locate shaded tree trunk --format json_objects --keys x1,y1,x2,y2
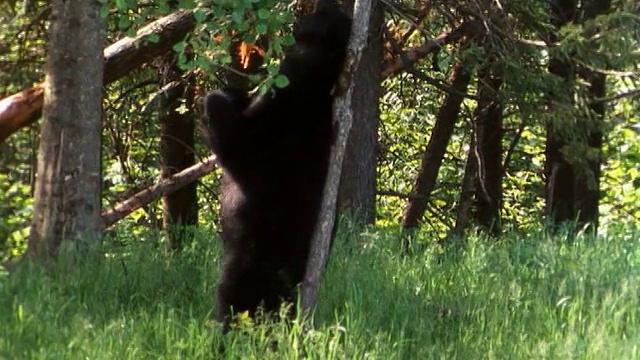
[
  {"x1": 451, "y1": 135, "x2": 477, "y2": 238},
  {"x1": 472, "y1": 69, "x2": 504, "y2": 236},
  {"x1": 158, "y1": 54, "x2": 197, "y2": 251},
  {"x1": 545, "y1": 0, "x2": 578, "y2": 225},
  {"x1": 545, "y1": 0, "x2": 609, "y2": 231},
  {"x1": 28, "y1": 0, "x2": 105, "y2": 259},
  {"x1": 338, "y1": 0, "x2": 384, "y2": 225},
  {"x1": 574, "y1": 71, "x2": 605, "y2": 229},
  {"x1": 401, "y1": 60, "x2": 472, "y2": 231},
  {"x1": 573, "y1": 0, "x2": 611, "y2": 229}
]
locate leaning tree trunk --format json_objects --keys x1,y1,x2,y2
[
  {"x1": 301, "y1": 0, "x2": 372, "y2": 316},
  {"x1": 337, "y1": 0, "x2": 384, "y2": 225},
  {"x1": 28, "y1": 0, "x2": 106, "y2": 259},
  {"x1": 158, "y1": 53, "x2": 197, "y2": 251},
  {"x1": 472, "y1": 68, "x2": 504, "y2": 236},
  {"x1": 102, "y1": 156, "x2": 216, "y2": 229},
  {"x1": 400, "y1": 60, "x2": 472, "y2": 232}
]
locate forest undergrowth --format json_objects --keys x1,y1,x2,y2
[{"x1": 1, "y1": 223, "x2": 639, "y2": 359}]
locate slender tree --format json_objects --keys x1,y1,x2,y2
[{"x1": 158, "y1": 53, "x2": 198, "y2": 251}]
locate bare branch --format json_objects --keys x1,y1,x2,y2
[
  {"x1": 593, "y1": 88, "x2": 640, "y2": 103},
  {"x1": 101, "y1": 155, "x2": 216, "y2": 229},
  {"x1": 0, "y1": 9, "x2": 197, "y2": 143},
  {"x1": 381, "y1": 21, "x2": 479, "y2": 79}
]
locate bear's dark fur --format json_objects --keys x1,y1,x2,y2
[{"x1": 200, "y1": 2, "x2": 351, "y2": 330}]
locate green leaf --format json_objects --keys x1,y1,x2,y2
[
  {"x1": 173, "y1": 41, "x2": 186, "y2": 52},
  {"x1": 257, "y1": 9, "x2": 270, "y2": 20},
  {"x1": 255, "y1": 22, "x2": 268, "y2": 35},
  {"x1": 274, "y1": 75, "x2": 290, "y2": 88},
  {"x1": 194, "y1": 9, "x2": 208, "y2": 22}
]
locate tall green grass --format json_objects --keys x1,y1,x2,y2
[{"x1": 1, "y1": 225, "x2": 639, "y2": 359}]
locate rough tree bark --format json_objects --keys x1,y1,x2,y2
[
  {"x1": 301, "y1": 0, "x2": 372, "y2": 315},
  {"x1": 158, "y1": 54, "x2": 197, "y2": 251},
  {"x1": 400, "y1": 60, "x2": 472, "y2": 232},
  {"x1": 28, "y1": 0, "x2": 106, "y2": 259},
  {"x1": 337, "y1": 0, "x2": 384, "y2": 225}
]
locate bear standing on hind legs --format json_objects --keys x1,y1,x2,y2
[{"x1": 200, "y1": 1, "x2": 352, "y2": 331}]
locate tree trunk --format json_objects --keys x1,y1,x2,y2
[
  {"x1": 158, "y1": 54, "x2": 197, "y2": 251},
  {"x1": 400, "y1": 60, "x2": 472, "y2": 231},
  {"x1": 451, "y1": 135, "x2": 477, "y2": 238},
  {"x1": 301, "y1": 0, "x2": 372, "y2": 316},
  {"x1": 544, "y1": 0, "x2": 578, "y2": 225},
  {"x1": 472, "y1": 69, "x2": 503, "y2": 236},
  {"x1": 573, "y1": 0, "x2": 611, "y2": 230},
  {"x1": 573, "y1": 70, "x2": 604, "y2": 229},
  {"x1": 28, "y1": 0, "x2": 105, "y2": 259},
  {"x1": 337, "y1": 0, "x2": 384, "y2": 225},
  {"x1": 545, "y1": 0, "x2": 609, "y2": 231}
]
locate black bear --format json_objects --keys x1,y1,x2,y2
[{"x1": 200, "y1": 1, "x2": 351, "y2": 331}]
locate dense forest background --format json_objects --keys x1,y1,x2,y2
[
  {"x1": 0, "y1": 0, "x2": 639, "y2": 261},
  {"x1": 1, "y1": 1, "x2": 640, "y2": 357}
]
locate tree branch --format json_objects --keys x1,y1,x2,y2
[
  {"x1": 0, "y1": 9, "x2": 196, "y2": 142},
  {"x1": 381, "y1": 20, "x2": 479, "y2": 79},
  {"x1": 101, "y1": 155, "x2": 216, "y2": 229}
]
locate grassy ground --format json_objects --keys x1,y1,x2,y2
[{"x1": 1, "y1": 224, "x2": 639, "y2": 359}]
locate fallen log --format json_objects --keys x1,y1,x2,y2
[
  {"x1": 0, "y1": 86, "x2": 44, "y2": 142},
  {"x1": 101, "y1": 155, "x2": 217, "y2": 229},
  {"x1": 0, "y1": 9, "x2": 196, "y2": 142}
]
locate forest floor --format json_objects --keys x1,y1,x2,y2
[{"x1": 1, "y1": 224, "x2": 639, "y2": 359}]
